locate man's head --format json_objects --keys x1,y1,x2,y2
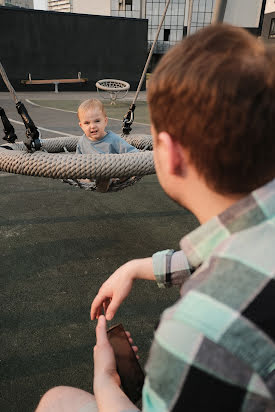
[
  {"x1": 148, "y1": 24, "x2": 275, "y2": 196},
  {"x1": 78, "y1": 99, "x2": 107, "y2": 141}
]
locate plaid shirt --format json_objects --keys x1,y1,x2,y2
[{"x1": 141, "y1": 178, "x2": 275, "y2": 411}]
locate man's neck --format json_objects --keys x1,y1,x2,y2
[
  {"x1": 176, "y1": 169, "x2": 244, "y2": 225},
  {"x1": 191, "y1": 189, "x2": 243, "y2": 224}
]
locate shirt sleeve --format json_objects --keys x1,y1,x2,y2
[{"x1": 152, "y1": 249, "x2": 193, "y2": 288}]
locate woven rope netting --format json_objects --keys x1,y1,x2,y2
[{"x1": 0, "y1": 135, "x2": 154, "y2": 191}]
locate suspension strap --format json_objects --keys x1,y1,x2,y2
[
  {"x1": 122, "y1": 0, "x2": 172, "y2": 136},
  {"x1": 122, "y1": 103, "x2": 136, "y2": 136},
  {"x1": 0, "y1": 107, "x2": 17, "y2": 143},
  {"x1": 0, "y1": 61, "x2": 41, "y2": 151},
  {"x1": 16, "y1": 101, "x2": 41, "y2": 151}
]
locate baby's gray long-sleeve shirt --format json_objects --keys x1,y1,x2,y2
[{"x1": 76, "y1": 131, "x2": 139, "y2": 154}]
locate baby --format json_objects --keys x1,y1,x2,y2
[{"x1": 76, "y1": 98, "x2": 139, "y2": 192}]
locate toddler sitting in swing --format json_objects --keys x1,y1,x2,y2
[{"x1": 77, "y1": 98, "x2": 139, "y2": 192}]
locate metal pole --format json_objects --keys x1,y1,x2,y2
[
  {"x1": 211, "y1": 0, "x2": 227, "y2": 24},
  {"x1": 140, "y1": 0, "x2": 146, "y2": 19},
  {"x1": 187, "y1": 0, "x2": 194, "y2": 36}
]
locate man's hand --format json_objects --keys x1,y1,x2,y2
[
  {"x1": 91, "y1": 258, "x2": 155, "y2": 321},
  {"x1": 93, "y1": 315, "x2": 120, "y2": 390},
  {"x1": 91, "y1": 261, "x2": 135, "y2": 321},
  {"x1": 93, "y1": 316, "x2": 140, "y2": 412}
]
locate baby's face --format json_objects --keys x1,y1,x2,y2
[{"x1": 79, "y1": 108, "x2": 108, "y2": 141}]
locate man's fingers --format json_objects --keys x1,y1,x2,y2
[
  {"x1": 94, "y1": 305, "x2": 102, "y2": 320},
  {"x1": 103, "y1": 298, "x2": 111, "y2": 315},
  {"x1": 105, "y1": 298, "x2": 121, "y2": 321},
  {"x1": 96, "y1": 305, "x2": 104, "y2": 319},
  {"x1": 91, "y1": 293, "x2": 107, "y2": 320},
  {"x1": 95, "y1": 315, "x2": 108, "y2": 344}
]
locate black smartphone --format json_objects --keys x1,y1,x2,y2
[{"x1": 107, "y1": 323, "x2": 145, "y2": 404}]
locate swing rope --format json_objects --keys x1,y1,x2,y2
[
  {"x1": 122, "y1": 0, "x2": 172, "y2": 136},
  {"x1": 121, "y1": 0, "x2": 227, "y2": 136},
  {"x1": 0, "y1": 61, "x2": 19, "y2": 104}
]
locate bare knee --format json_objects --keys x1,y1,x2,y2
[
  {"x1": 36, "y1": 386, "x2": 96, "y2": 412},
  {"x1": 36, "y1": 386, "x2": 71, "y2": 411}
]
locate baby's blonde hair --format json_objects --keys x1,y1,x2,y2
[{"x1": 77, "y1": 98, "x2": 106, "y2": 120}]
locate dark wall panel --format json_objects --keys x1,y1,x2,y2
[
  {"x1": 261, "y1": 12, "x2": 275, "y2": 43},
  {"x1": 0, "y1": 7, "x2": 148, "y2": 91}
]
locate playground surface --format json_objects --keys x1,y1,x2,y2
[
  {"x1": 30, "y1": 99, "x2": 151, "y2": 126},
  {"x1": 0, "y1": 91, "x2": 199, "y2": 412}
]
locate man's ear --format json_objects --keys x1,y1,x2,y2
[{"x1": 158, "y1": 132, "x2": 186, "y2": 177}]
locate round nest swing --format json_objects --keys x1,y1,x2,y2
[
  {"x1": 0, "y1": 60, "x2": 154, "y2": 193},
  {"x1": 0, "y1": 134, "x2": 154, "y2": 192}
]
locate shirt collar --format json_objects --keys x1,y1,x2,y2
[
  {"x1": 180, "y1": 178, "x2": 275, "y2": 269},
  {"x1": 83, "y1": 131, "x2": 109, "y2": 144}
]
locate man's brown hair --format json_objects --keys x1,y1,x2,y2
[{"x1": 148, "y1": 24, "x2": 275, "y2": 195}]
